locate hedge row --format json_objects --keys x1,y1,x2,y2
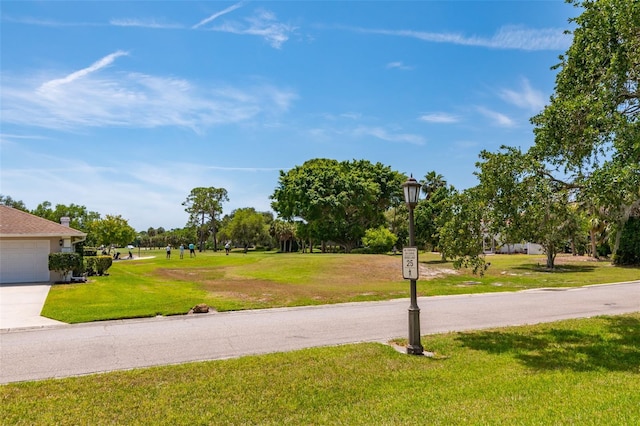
[
  {"x1": 48, "y1": 252, "x2": 83, "y2": 277},
  {"x1": 48, "y1": 253, "x2": 113, "y2": 277},
  {"x1": 84, "y1": 256, "x2": 113, "y2": 276}
]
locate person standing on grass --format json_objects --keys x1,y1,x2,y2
[
  {"x1": 189, "y1": 243, "x2": 196, "y2": 258},
  {"x1": 179, "y1": 244, "x2": 184, "y2": 259},
  {"x1": 166, "y1": 244, "x2": 171, "y2": 259},
  {"x1": 225, "y1": 242, "x2": 231, "y2": 255}
]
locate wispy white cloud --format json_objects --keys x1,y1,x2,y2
[
  {"x1": 110, "y1": 18, "x2": 183, "y2": 29},
  {"x1": 0, "y1": 133, "x2": 50, "y2": 141},
  {"x1": 499, "y1": 78, "x2": 546, "y2": 112},
  {"x1": 3, "y1": 16, "x2": 100, "y2": 27},
  {"x1": 2, "y1": 52, "x2": 297, "y2": 131},
  {"x1": 483, "y1": 25, "x2": 570, "y2": 51},
  {"x1": 354, "y1": 126, "x2": 425, "y2": 145},
  {"x1": 454, "y1": 140, "x2": 480, "y2": 149},
  {"x1": 0, "y1": 133, "x2": 49, "y2": 150},
  {"x1": 1, "y1": 150, "x2": 281, "y2": 229},
  {"x1": 9, "y1": 15, "x2": 182, "y2": 31},
  {"x1": 419, "y1": 113, "x2": 460, "y2": 124},
  {"x1": 476, "y1": 107, "x2": 516, "y2": 127},
  {"x1": 340, "y1": 112, "x2": 361, "y2": 120},
  {"x1": 3, "y1": 161, "x2": 194, "y2": 230},
  {"x1": 7, "y1": 5, "x2": 293, "y2": 49},
  {"x1": 39, "y1": 51, "x2": 129, "y2": 91},
  {"x1": 206, "y1": 9, "x2": 296, "y2": 49},
  {"x1": 192, "y1": 2, "x2": 244, "y2": 29},
  {"x1": 347, "y1": 24, "x2": 570, "y2": 51},
  {"x1": 386, "y1": 61, "x2": 413, "y2": 71},
  {"x1": 320, "y1": 112, "x2": 362, "y2": 121}
]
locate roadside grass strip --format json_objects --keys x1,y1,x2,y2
[{"x1": 2, "y1": 313, "x2": 639, "y2": 425}]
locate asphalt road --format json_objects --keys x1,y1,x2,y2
[{"x1": 1, "y1": 281, "x2": 638, "y2": 384}]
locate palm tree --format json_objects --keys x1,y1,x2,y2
[
  {"x1": 420, "y1": 171, "x2": 446, "y2": 200},
  {"x1": 270, "y1": 220, "x2": 296, "y2": 252}
]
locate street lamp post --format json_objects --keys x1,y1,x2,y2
[{"x1": 403, "y1": 175, "x2": 424, "y2": 355}]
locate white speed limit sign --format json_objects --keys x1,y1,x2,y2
[{"x1": 402, "y1": 247, "x2": 419, "y2": 280}]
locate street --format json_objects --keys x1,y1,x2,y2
[{"x1": 1, "y1": 281, "x2": 638, "y2": 384}]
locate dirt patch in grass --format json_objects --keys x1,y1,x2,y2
[
  {"x1": 156, "y1": 268, "x2": 225, "y2": 281},
  {"x1": 552, "y1": 254, "x2": 606, "y2": 264},
  {"x1": 153, "y1": 256, "x2": 457, "y2": 306},
  {"x1": 420, "y1": 264, "x2": 459, "y2": 279}
]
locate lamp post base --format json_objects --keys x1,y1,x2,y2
[
  {"x1": 407, "y1": 304, "x2": 423, "y2": 355},
  {"x1": 406, "y1": 344, "x2": 424, "y2": 355}
]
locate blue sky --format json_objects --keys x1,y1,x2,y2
[{"x1": 1, "y1": 1, "x2": 578, "y2": 231}]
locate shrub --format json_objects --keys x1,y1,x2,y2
[
  {"x1": 48, "y1": 252, "x2": 83, "y2": 282},
  {"x1": 613, "y1": 217, "x2": 640, "y2": 266},
  {"x1": 597, "y1": 242, "x2": 612, "y2": 258},
  {"x1": 362, "y1": 226, "x2": 398, "y2": 254},
  {"x1": 84, "y1": 256, "x2": 113, "y2": 276}
]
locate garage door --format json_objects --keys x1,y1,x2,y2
[{"x1": 0, "y1": 240, "x2": 50, "y2": 284}]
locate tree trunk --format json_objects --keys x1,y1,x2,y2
[
  {"x1": 590, "y1": 228, "x2": 598, "y2": 259},
  {"x1": 545, "y1": 245, "x2": 555, "y2": 269},
  {"x1": 613, "y1": 200, "x2": 640, "y2": 257},
  {"x1": 613, "y1": 222, "x2": 624, "y2": 258},
  {"x1": 199, "y1": 212, "x2": 205, "y2": 252}
]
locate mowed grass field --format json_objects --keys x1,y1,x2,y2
[
  {"x1": 8, "y1": 251, "x2": 639, "y2": 424},
  {"x1": 2, "y1": 313, "x2": 639, "y2": 424},
  {"x1": 42, "y1": 250, "x2": 640, "y2": 324}
]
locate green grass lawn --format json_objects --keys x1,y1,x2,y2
[
  {"x1": 42, "y1": 250, "x2": 640, "y2": 323},
  {"x1": 2, "y1": 313, "x2": 639, "y2": 424}
]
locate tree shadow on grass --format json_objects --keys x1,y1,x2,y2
[
  {"x1": 455, "y1": 316, "x2": 640, "y2": 372},
  {"x1": 423, "y1": 259, "x2": 450, "y2": 265},
  {"x1": 512, "y1": 264, "x2": 597, "y2": 273}
]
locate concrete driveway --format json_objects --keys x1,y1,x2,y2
[{"x1": 0, "y1": 283, "x2": 65, "y2": 329}]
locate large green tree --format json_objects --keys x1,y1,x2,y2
[
  {"x1": 0, "y1": 195, "x2": 28, "y2": 211},
  {"x1": 30, "y1": 201, "x2": 101, "y2": 246},
  {"x1": 414, "y1": 171, "x2": 456, "y2": 253},
  {"x1": 531, "y1": 0, "x2": 640, "y2": 257},
  {"x1": 182, "y1": 187, "x2": 229, "y2": 251},
  {"x1": 31, "y1": 201, "x2": 100, "y2": 234},
  {"x1": 476, "y1": 147, "x2": 578, "y2": 269},
  {"x1": 439, "y1": 146, "x2": 581, "y2": 272},
  {"x1": 224, "y1": 208, "x2": 270, "y2": 251},
  {"x1": 90, "y1": 215, "x2": 137, "y2": 249},
  {"x1": 271, "y1": 159, "x2": 405, "y2": 252},
  {"x1": 438, "y1": 187, "x2": 487, "y2": 274}
]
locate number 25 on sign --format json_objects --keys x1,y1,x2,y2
[{"x1": 402, "y1": 247, "x2": 419, "y2": 280}]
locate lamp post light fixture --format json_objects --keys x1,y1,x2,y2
[{"x1": 402, "y1": 175, "x2": 424, "y2": 355}]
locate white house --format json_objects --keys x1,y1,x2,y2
[
  {"x1": 0, "y1": 206, "x2": 86, "y2": 284},
  {"x1": 483, "y1": 232, "x2": 545, "y2": 255},
  {"x1": 494, "y1": 242, "x2": 545, "y2": 255}
]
